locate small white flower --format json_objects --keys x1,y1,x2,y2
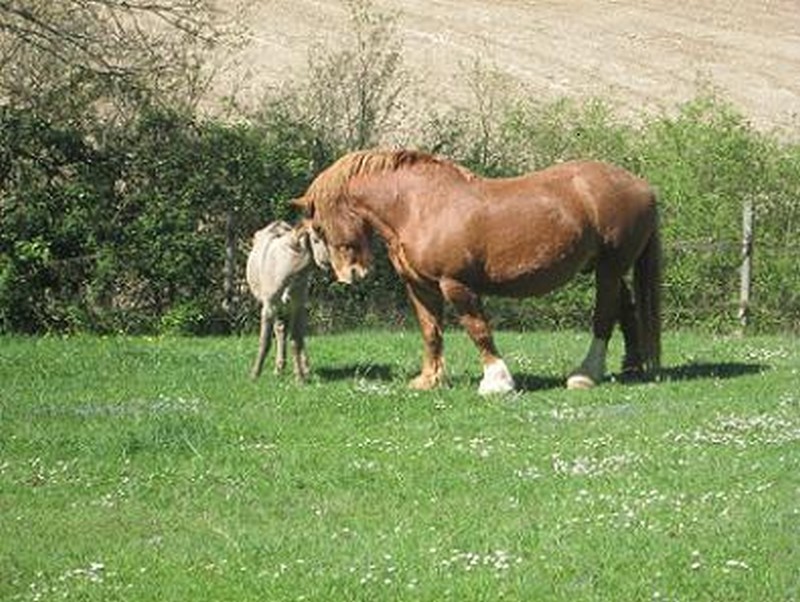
[{"x1": 724, "y1": 559, "x2": 751, "y2": 570}]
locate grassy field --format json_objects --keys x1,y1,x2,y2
[{"x1": 1, "y1": 330, "x2": 798, "y2": 601}]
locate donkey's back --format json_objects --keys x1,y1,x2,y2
[{"x1": 247, "y1": 221, "x2": 295, "y2": 302}]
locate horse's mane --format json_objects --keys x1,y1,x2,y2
[{"x1": 304, "y1": 149, "x2": 475, "y2": 215}]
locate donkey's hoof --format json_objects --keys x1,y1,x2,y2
[{"x1": 566, "y1": 374, "x2": 597, "y2": 390}]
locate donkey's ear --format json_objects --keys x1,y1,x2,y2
[{"x1": 289, "y1": 222, "x2": 309, "y2": 251}]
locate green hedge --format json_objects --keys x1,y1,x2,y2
[
  {"x1": 0, "y1": 106, "x2": 327, "y2": 333},
  {"x1": 1, "y1": 95, "x2": 799, "y2": 335}
]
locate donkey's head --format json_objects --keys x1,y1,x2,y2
[{"x1": 295, "y1": 219, "x2": 330, "y2": 270}]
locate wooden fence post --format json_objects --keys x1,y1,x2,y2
[
  {"x1": 738, "y1": 198, "x2": 755, "y2": 331},
  {"x1": 223, "y1": 208, "x2": 237, "y2": 319}
]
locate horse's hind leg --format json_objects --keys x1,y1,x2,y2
[
  {"x1": 440, "y1": 278, "x2": 515, "y2": 395},
  {"x1": 619, "y1": 279, "x2": 644, "y2": 379},
  {"x1": 567, "y1": 266, "x2": 621, "y2": 389}
]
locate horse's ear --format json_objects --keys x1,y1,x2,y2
[{"x1": 291, "y1": 196, "x2": 314, "y2": 217}]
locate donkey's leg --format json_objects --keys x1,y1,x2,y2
[
  {"x1": 252, "y1": 303, "x2": 274, "y2": 379},
  {"x1": 567, "y1": 265, "x2": 621, "y2": 389},
  {"x1": 273, "y1": 318, "x2": 287, "y2": 375},
  {"x1": 406, "y1": 282, "x2": 446, "y2": 390},
  {"x1": 440, "y1": 278, "x2": 514, "y2": 395},
  {"x1": 618, "y1": 279, "x2": 644, "y2": 378},
  {"x1": 289, "y1": 299, "x2": 310, "y2": 382}
]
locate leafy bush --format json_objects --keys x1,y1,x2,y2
[
  {"x1": 2, "y1": 92, "x2": 799, "y2": 335},
  {"x1": 0, "y1": 105, "x2": 323, "y2": 333}
]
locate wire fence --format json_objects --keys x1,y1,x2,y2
[{"x1": 662, "y1": 201, "x2": 799, "y2": 333}]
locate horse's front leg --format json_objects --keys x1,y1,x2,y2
[
  {"x1": 405, "y1": 281, "x2": 446, "y2": 390},
  {"x1": 440, "y1": 278, "x2": 515, "y2": 395}
]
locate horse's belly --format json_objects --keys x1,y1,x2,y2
[
  {"x1": 482, "y1": 258, "x2": 589, "y2": 298},
  {"x1": 478, "y1": 225, "x2": 597, "y2": 297}
]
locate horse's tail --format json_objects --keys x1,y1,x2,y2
[{"x1": 634, "y1": 209, "x2": 662, "y2": 376}]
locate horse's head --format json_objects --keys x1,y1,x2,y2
[
  {"x1": 314, "y1": 211, "x2": 373, "y2": 284},
  {"x1": 293, "y1": 196, "x2": 373, "y2": 284}
]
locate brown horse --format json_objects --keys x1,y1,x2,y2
[{"x1": 295, "y1": 149, "x2": 661, "y2": 393}]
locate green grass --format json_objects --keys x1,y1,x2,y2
[{"x1": 1, "y1": 330, "x2": 798, "y2": 601}]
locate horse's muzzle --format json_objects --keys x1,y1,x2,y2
[{"x1": 334, "y1": 263, "x2": 369, "y2": 284}]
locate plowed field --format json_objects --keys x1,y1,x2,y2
[{"x1": 226, "y1": 0, "x2": 799, "y2": 130}]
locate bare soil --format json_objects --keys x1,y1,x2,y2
[{"x1": 224, "y1": 0, "x2": 800, "y2": 131}]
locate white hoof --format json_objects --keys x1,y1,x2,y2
[
  {"x1": 566, "y1": 374, "x2": 597, "y2": 390},
  {"x1": 569, "y1": 337, "x2": 607, "y2": 389},
  {"x1": 479, "y1": 360, "x2": 516, "y2": 395}
]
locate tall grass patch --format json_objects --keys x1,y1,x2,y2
[{"x1": 2, "y1": 332, "x2": 798, "y2": 600}]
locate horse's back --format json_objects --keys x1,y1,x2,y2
[
  {"x1": 520, "y1": 160, "x2": 652, "y2": 206},
  {"x1": 422, "y1": 160, "x2": 656, "y2": 294},
  {"x1": 524, "y1": 161, "x2": 658, "y2": 269},
  {"x1": 562, "y1": 161, "x2": 657, "y2": 251},
  {"x1": 513, "y1": 160, "x2": 657, "y2": 248}
]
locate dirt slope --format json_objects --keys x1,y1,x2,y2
[{"x1": 224, "y1": 0, "x2": 799, "y2": 131}]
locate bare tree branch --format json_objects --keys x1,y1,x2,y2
[{"x1": 0, "y1": 0, "x2": 248, "y2": 119}]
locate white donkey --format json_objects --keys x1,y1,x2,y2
[{"x1": 246, "y1": 220, "x2": 329, "y2": 381}]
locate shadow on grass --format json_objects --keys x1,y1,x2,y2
[
  {"x1": 514, "y1": 361, "x2": 768, "y2": 392},
  {"x1": 603, "y1": 361, "x2": 769, "y2": 386},
  {"x1": 513, "y1": 373, "x2": 565, "y2": 392},
  {"x1": 315, "y1": 361, "x2": 767, "y2": 390},
  {"x1": 316, "y1": 363, "x2": 395, "y2": 382},
  {"x1": 658, "y1": 361, "x2": 768, "y2": 382}
]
